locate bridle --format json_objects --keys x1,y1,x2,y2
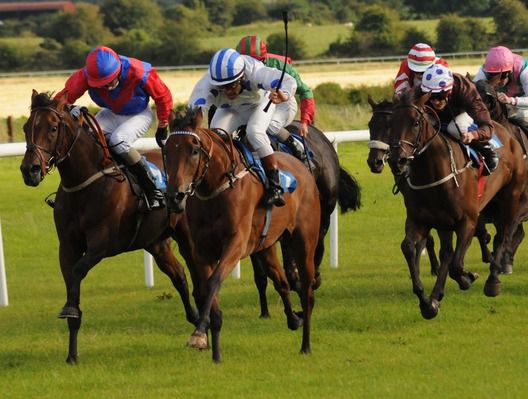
[
  {"x1": 391, "y1": 103, "x2": 441, "y2": 162},
  {"x1": 26, "y1": 106, "x2": 81, "y2": 179},
  {"x1": 368, "y1": 108, "x2": 393, "y2": 160}
]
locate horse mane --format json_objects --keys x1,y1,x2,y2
[
  {"x1": 172, "y1": 107, "x2": 200, "y2": 131},
  {"x1": 30, "y1": 91, "x2": 56, "y2": 110}
]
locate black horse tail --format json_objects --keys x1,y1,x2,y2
[{"x1": 338, "y1": 167, "x2": 361, "y2": 213}]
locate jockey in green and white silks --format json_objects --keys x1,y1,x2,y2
[
  {"x1": 189, "y1": 48, "x2": 298, "y2": 207},
  {"x1": 474, "y1": 46, "x2": 528, "y2": 127}
]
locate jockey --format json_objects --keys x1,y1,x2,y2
[
  {"x1": 394, "y1": 43, "x2": 449, "y2": 98},
  {"x1": 418, "y1": 64, "x2": 499, "y2": 175},
  {"x1": 187, "y1": 48, "x2": 297, "y2": 207},
  {"x1": 473, "y1": 45, "x2": 528, "y2": 131},
  {"x1": 55, "y1": 46, "x2": 172, "y2": 210},
  {"x1": 236, "y1": 35, "x2": 314, "y2": 166}
]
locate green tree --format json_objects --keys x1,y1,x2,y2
[
  {"x1": 203, "y1": 0, "x2": 236, "y2": 30},
  {"x1": 0, "y1": 43, "x2": 23, "y2": 71},
  {"x1": 101, "y1": 0, "x2": 163, "y2": 35},
  {"x1": 492, "y1": 0, "x2": 528, "y2": 47},
  {"x1": 435, "y1": 14, "x2": 473, "y2": 53},
  {"x1": 401, "y1": 27, "x2": 431, "y2": 52},
  {"x1": 232, "y1": 0, "x2": 268, "y2": 26},
  {"x1": 155, "y1": 21, "x2": 204, "y2": 66},
  {"x1": 266, "y1": 32, "x2": 308, "y2": 60},
  {"x1": 165, "y1": 3, "x2": 214, "y2": 35}
]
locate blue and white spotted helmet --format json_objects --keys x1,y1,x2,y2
[
  {"x1": 420, "y1": 64, "x2": 454, "y2": 93},
  {"x1": 208, "y1": 48, "x2": 245, "y2": 86}
]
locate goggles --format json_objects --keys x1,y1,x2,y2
[
  {"x1": 484, "y1": 70, "x2": 512, "y2": 81},
  {"x1": 429, "y1": 91, "x2": 450, "y2": 100},
  {"x1": 219, "y1": 79, "x2": 242, "y2": 91}
]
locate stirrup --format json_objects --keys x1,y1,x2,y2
[
  {"x1": 264, "y1": 188, "x2": 286, "y2": 207},
  {"x1": 144, "y1": 190, "x2": 165, "y2": 210}
]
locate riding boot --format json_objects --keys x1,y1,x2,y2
[
  {"x1": 471, "y1": 140, "x2": 499, "y2": 176},
  {"x1": 261, "y1": 153, "x2": 286, "y2": 207},
  {"x1": 283, "y1": 135, "x2": 310, "y2": 164},
  {"x1": 128, "y1": 157, "x2": 165, "y2": 210}
]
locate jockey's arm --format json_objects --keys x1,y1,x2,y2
[{"x1": 143, "y1": 68, "x2": 173, "y2": 128}]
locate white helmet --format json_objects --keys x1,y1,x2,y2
[
  {"x1": 420, "y1": 64, "x2": 454, "y2": 93},
  {"x1": 209, "y1": 48, "x2": 245, "y2": 86}
]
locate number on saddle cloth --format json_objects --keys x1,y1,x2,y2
[{"x1": 233, "y1": 140, "x2": 297, "y2": 193}]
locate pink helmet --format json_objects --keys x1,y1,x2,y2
[
  {"x1": 407, "y1": 43, "x2": 436, "y2": 72},
  {"x1": 85, "y1": 46, "x2": 121, "y2": 87},
  {"x1": 484, "y1": 46, "x2": 514, "y2": 73}
]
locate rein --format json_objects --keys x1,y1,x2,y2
[{"x1": 393, "y1": 103, "x2": 471, "y2": 190}]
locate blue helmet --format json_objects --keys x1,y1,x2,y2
[{"x1": 209, "y1": 48, "x2": 245, "y2": 86}]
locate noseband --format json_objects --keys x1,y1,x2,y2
[
  {"x1": 368, "y1": 108, "x2": 392, "y2": 153},
  {"x1": 26, "y1": 106, "x2": 81, "y2": 178}
]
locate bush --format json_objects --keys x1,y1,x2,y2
[
  {"x1": 266, "y1": 32, "x2": 308, "y2": 60},
  {"x1": 314, "y1": 83, "x2": 350, "y2": 105},
  {"x1": 348, "y1": 83, "x2": 394, "y2": 105},
  {"x1": 435, "y1": 14, "x2": 473, "y2": 52}
]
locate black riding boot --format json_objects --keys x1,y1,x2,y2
[
  {"x1": 129, "y1": 158, "x2": 165, "y2": 210},
  {"x1": 261, "y1": 154, "x2": 286, "y2": 207},
  {"x1": 284, "y1": 135, "x2": 308, "y2": 163},
  {"x1": 471, "y1": 140, "x2": 499, "y2": 176}
]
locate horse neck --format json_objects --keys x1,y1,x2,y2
[
  {"x1": 56, "y1": 123, "x2": 112, "y2": 188},
  {"x1": 409, "y1": 128, "x2": 456, "y2": 182},
  {"x1": 198, "y1": 128, "x2": 240, "y2": 193}
]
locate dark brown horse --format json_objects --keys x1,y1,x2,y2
[
  {"x1": 389, "y1": 92, "x2": 527, "y2": 318},
  {"x1": 475, "y1": 79, "x2": 528, "y2": 273},
  {"x1": 19, "y1": 91, "x2": 198, "y2": 364},
  {"x1": 367, "y1": 96, "x2": 492, "y2": 272},
  {"x1": 164, "y1": 108, "x2": 321, "y2": 362}
]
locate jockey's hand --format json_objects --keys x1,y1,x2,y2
[
  {"x1": 156, "y1": 125, "x2": 168, "y2": 148},
  {"x1": 70, "y1": 106, "x2": 83, "y2": 119},
  {"x1": 300, "y1": 122, "x2": 309, "y2": 137},
  {"x1": 269, "y1": 89, "x2": 289, "y2": 104},
  {"x1": 461, "y1": 132, "x2": 476, "y2": 144},
  {"x1": 497, "y1": 92, "x2": 513, "y2": 104}
]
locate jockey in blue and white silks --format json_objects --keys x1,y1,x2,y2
[{"x1": 188, "y1": 48, "x2": 298, "y2": 207}]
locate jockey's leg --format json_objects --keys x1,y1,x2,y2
[
  {"x1": 470, "y1": 140, "x2": 499, "y2": 176},
  {"x1": 97, "y1": 107, "x2": 163, "y2": 210},
  {"x1": 247, "y1": 98, "x2": 286, "y2": 207}
]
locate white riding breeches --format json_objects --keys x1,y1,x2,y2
[
  {"x1": 96, "y1": 107, "x2": 153, "y2": 155},
  {"x1": 210, "y1": 94, "x2": 296, "y2": 158},
  {"x1": 267, "y1": 95, "x2": 298, "y2": 136}
]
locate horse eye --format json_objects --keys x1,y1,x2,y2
[
  {"x1": 192, "y1": 147, "x2": 200, "y2": 156},
  {"x1": 50, "y1": 125, "x2": 58, "y2": 133}
]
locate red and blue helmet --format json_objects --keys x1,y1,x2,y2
[{"x1": 85, "y1": 46, "x2": 121, "y2": 87}]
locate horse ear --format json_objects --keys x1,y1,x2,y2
[
  {"x1": 416, "y1": 91, "x2": 430, "y2": 107},
  {"x1": 31, "y1": 89, "x2": 38, "y2": 100},
  {"x1": 168, "y1": 110, "x2": 176, "y2": 131},
  {"x1": 193, "y1": 107, "x2": 204, "y2": 129},
  {"x1": 56, "y1": 92, "x2": 68, "y2": 111},
  {"x1": 465, "y1": 72, "x2": 473, "y2": 80},
  {"x1": 367, "y1": 94, "x2": 377, "y2": 109}
]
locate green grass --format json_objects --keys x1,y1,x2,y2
[{"x1": 1, "y1": 143, "x2": 528, "y2": 398}]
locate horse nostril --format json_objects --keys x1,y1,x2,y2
[
  {"x1": 175, "y1": 192, "x2": 186, "y2": 202},
  {"x1": 30, "y1": 165, "x2": 41, "y2": 174}
]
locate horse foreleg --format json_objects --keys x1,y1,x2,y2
[
  {"x1": 448, "y1": 224, "x2": 479, "y2": 291},
  {"x1": 425, "y1": 234, "x2": 440, "y2": 276},
  {"x1": 250, "y1": 253, "x2": 270, "y2": 318},
  {"x1": 400, "y1": 222, "x2": 427, "y2": 311},
  {"x1": 475, "y1": 216, "x2": 492, "y2": 263},
  {"x1": 147, "y1": 239, "x2": 199, "y2": 326}
]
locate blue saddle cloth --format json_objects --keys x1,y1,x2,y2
[
  {"x1": 145, "y1": 158, "x2": 167, "y2": 190},
  {"x1": 233, "y1": 140, "x2": 297, "y2": 193},
  {"x1": 462, "y1": 132, "x2": 503, "y2": 166}
]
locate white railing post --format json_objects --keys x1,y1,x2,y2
[
  {"x1": 0, "y1": 219, "x2": 8, "y2": 306},
  {"x1": 330, "y1": 141, "x2": 339, "y2": 268},
  {"x1": 144, "y1": 251, "x2": 154, "y2": 288}
]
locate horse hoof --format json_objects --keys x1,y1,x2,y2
[
  {"x1": 484, "y1": 281, "x2": 501, "y2": 297},
  {"x1": 66, "y1": 356, "x2": 78, "y2": 365},
  {"x1": 420, "y1": 299, "x2": 439, "y2": 320},
  {"x1": 187, "y1": 331, "x2": 208, "y2": 349},
  {"x1": 456, "y1": 272, "x2": 479, "y2": 290},
  {"x1": 58, "y1": 306, "x2": 80, "y2": 319},
  {"x1": 259, "y1": 312, "x2": 271, "y2": 319},
  {"x1": 501, "y1": 263, "x2": 513, "y2": 275},
  {"x1": 312, "y1": 274, "x2": 322, "y2": 290},
  {"x1": 287, "y1": 312, "x2": 303, "y2": 331}
]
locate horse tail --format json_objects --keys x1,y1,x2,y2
[{"x1": 338, "y1": 167, "x2": 361, "y2": 213}]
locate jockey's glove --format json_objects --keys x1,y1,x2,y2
[
  {"x1": 156, "y1": 126, "x2": 168, "y2": 148},
  {"x1": 69, "y1": 106, "x2": 83, "y2": 119}
]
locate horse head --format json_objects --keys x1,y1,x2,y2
[
  {"x1": 20, "y1": 90, "x2": 78, "y2": 186},
  {"x1": 164, "y1": 107, "x2": 211, "y2": 213},
  {"x1": 475, "y1": 80, "x2": 507, "y2": 122},
  {"x1": 367, "y1": 95, "x2": 393, "y2": 173},
  {"x1": 389, "y1": 91, "x2": 439, "y2": 176}
]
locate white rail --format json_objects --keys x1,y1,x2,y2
[{"x1": 0, "y1": 131, "x2": 369, "y2": 303}]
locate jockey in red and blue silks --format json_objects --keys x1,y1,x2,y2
[
  {"x1": 473, "y1": 46, "x2": 528, "y2": 131},
  {"x1": 55, "y1": 46, "x2": 172, "y2": 210}
]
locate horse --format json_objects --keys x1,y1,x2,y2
[
  {"x1": 251, "y1": 120, "x2": 361, "y2": 317},
  {"x1": 163, "y1": 108, "x2": 321, "y2": 362},
  {"x1": 389, "y1": 91, "x2": 527, "y2": 319},
  {"x1": 475, "y1": 79, "x2": 528, "y2": 273},
  {"x1": 367, "y1": 96, "x2": 492, "y2": 272},
  {"x1": 19, "y1": 91, "x2": 198, "y2": 364}
]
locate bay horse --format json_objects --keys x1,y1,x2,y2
[
  {"x1": 164, "y1": 108, "x2": 321, "y2": 362},
  {"x1": 366, "y1": 96, "x2": 491, "y2": 272},
  {"x1": 389, "y1": 91, "x2": 527, "y2": 318},
  {"x1": 252, "y1": 120, "x2": 361, "y2": 317},
  {"x1": 19, "y1": 91, "x2": 198, "y2": 364}
]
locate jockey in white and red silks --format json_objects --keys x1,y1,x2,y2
[{"x1": 394, "y1": 43, "x2": 449, "y2": 98}]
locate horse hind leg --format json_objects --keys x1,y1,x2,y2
[
  {"x1": 249, "y1": 253, "x2": 271, "y2": 318},
  {"x1": 147, "y1": 240, "x2": 199, "y2": 326}
]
